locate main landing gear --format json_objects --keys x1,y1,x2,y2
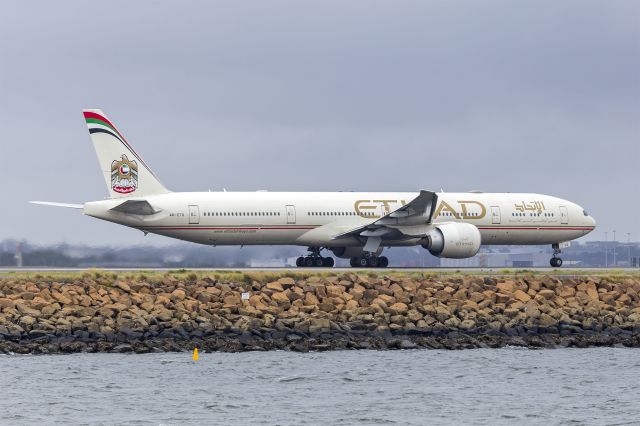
[
  {"x1": 296, "y1": 247, "x2": 335, "y2": 268},
  {"x1": 349, "y1": 253, "x2": 389, "y2": 268},
  {"x1": 550, "y1": 243, "x2": 563, "y2": 268}
]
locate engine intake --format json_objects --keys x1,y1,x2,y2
[{"x1": 421, "y1": 222, "x2": 481, "y2": 258}]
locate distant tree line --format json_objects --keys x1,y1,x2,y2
[{"x1": 0, "y1": 239, "x2": 638, "y2": 268}]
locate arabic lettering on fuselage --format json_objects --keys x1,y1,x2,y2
[{"x1": 514, "y1": 200, "x2": 546, "y2": 214}]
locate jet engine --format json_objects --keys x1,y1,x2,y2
[{"x1": 421, "y1": 223, "x2": 481, "y2": 258}]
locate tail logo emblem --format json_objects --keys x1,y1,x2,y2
[{"x1": 111, "y1": 154, "x2": 138, "y2": 194}]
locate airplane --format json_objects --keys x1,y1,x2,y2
[{"x1": 31, "y1": 109, "x2": 596, "y2": 268}]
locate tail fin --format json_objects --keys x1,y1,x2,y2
[{"x1": 83, "y1": 109, "x2": 170, "y2": 198}]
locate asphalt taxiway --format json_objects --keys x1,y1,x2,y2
[{"x1": 1, "y1": 267, "x2": 638, "y2": 274}]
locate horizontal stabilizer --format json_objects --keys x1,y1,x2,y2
[
  {"x1": 110, "y1": 199, "x2": 160, "y2": 215},
  {"x1": 30, "y1": 201, "x2": 83, "y2": 209}
]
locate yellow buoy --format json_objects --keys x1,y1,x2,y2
[{"x1": 192, "y1": 347, "x2": 199, "y2": 361}]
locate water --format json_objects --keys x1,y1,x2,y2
[{"x1": 1, "y1": 348, "x2": 639, "y2": 425}]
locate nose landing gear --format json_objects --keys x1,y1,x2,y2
[
  {"x1": 550, "y1": 243, "x2": 563, "y2": 267},
  {"x1": 295, "y1": 247, "x2": 335, "y2": 268}
]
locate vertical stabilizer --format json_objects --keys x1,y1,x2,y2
[{"x1": 83, "y1": 109, "x2": 169, "y2": 198}]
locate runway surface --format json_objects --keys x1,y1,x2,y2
[{"x1": 1, "y1": 267, "x2": 639, "y2": 274}]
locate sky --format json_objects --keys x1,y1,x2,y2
[{"x1": 1, "y1": 0, "x2": 638, "y2": 247}]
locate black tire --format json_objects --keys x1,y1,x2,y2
[
  {"x1": 296, "y1": 257, "x2": 303, "y2": 267},
  {"x1": 323, "y1": 257, "x2": 335, "y2": 267},
  {"x1": 550, "y1": 257, "x2": 562, "y2": 267},
  {"x1": 350, "y1": 257, "x2": 359, "y2": 267},
  {"x1": 368, "y1": 256, "x2": 378, "y2": 267},
  {"x1": 304, "y1": 257, "x2": 314, "y2": 267},
  {"x1": 378, "y1": 256, "x2": 389, "y2": 268},
  {"x1": 315, "y1": 257, "x2": 324, "y2": 267},
  {"x1": 358, "y1": 257, "x2": 369, "y2": 267}
]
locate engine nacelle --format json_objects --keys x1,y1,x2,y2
[{"x1": 421, "y1": 222, "x2": 481, "y2": 259}]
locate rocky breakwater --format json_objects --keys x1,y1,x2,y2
[{"x1": 1, "y1": 273, "x2": 640, "y2": 354}]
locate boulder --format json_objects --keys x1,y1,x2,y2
[
  {"x1": 389, "y1": 303, "x2": 409, "y2": 315},
  {"x1": 538, "y1": 313, "x2": 556, "y2": 327},
  {"x1": 271, "y1": 292, "x2": 290, "y2": 305},
  {"x1": 98, "y1": 307, "x2": 115, "y2": 318},
  {"x1": 309, "y1": 318, "x2": 331, "y2": 333},
  {"x1": 19, "y1": 316, "x2": 36, "y2": 327},
  {"x1": 345, "y1": 300, "x2": 359, "y2": 311},
  {"x1": 304, "y1": 292, "x2": 320, "y2": 306},
  {"x1": 558, "y1": 287, "x2": 576, "y2": 298},
  {"x1": 170, "y1": 289, "x2": 186, "y2": 302},
  {"x1": 326, "y1": 286, "x2": 344, "y2": 298},
  {"x1": 435, "y1": 306, "x2": 450, "y2": 322},
  {"x1": 52, "y1": 292, "x2": 73, "y2": 305},
  {"x1": 460, "y1": 319, "x2": 476, "y2": 330},
  {"x1": 41, "y1": 303, "x2": 61, "y2": 316},
  {"x1": 114, "y1": 281, "x2": 131, "y2": 293},
  {"x1": 513, "y1": 290, "x2": 531, "y2": 303},
  {"x1": 538, "y1": 289, "x2": 555, "y2": 300},
  {"x1": 223, "y1": 295, "x2": 241, "y2": 306},
  {"x1": 0, "y1": 298, "x2": 15, "y2": 309},
  {"x1": 497, "y1": 281, "x2": 515, "y2": 294},
  {"x1": 266, "y1": 282, "x2": 284, "y2": 292},
  {"x1": 586, "y1": 284, "x2": 599, "y2": 302},
  {"x1": 104, "y1": 303, "x2": 128, "y2": 312},
  {"x1": 444, "y1": 316, "x2": 461, "y2": 328},
  {"x1": 318, "y1": 303, "x2": 336, "y2": 313},
  {"x1": 278, "y1": 277, "x2": 296, "y2": 288},
  {"x1": 495, "y1": 293, "x2": 511, "y2": 304}
]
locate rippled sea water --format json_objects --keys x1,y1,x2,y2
[{"x1": 1, "y1": 348, "x2": 639, "y2": 425}]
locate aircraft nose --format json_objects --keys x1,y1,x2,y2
[{"x1": 583, "y1": 211, "x2": 596, "y2": 233}]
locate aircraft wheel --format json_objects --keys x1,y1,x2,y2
[
  {"x1": 296, "y1": 257, "x2": 304, "y2": 267},
  {"x1": 315, "y1": 257, "x2": 324, "y2": 267},
  {"x1": 378, "y1": 256, "x2": 389, "y2": 268},
  {"x1": 550, "y1": 257, "x2": 563, "y2": 267},
  {"x1": 358, "y1": 257, "x2": 369, "y2": 267},
  {"x1": 350, "y1": 257, "x2": 359, "y2": 267},
  {"x1": 368, "y1": 256, "x2": 378, "y2": 268},
  {"x1": 304, "y1": 257, "x2": 314, "y2": 267},
  {"x1": 323, "y1": 257, "x2": 335, "y2": 267}
]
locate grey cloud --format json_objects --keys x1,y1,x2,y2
[{"x1": 0, "y1": 0, "x2": 638, "y2": 246}]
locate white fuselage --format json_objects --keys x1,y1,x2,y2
[{"x1": 83, "y1": 191, "x2": 596, "y2": 248}]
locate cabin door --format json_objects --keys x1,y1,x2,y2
[
  {"x1": 560, "y1": 206, "x2": 569, "y2": 224},
  {"x1": 285, "y1": 205, "x2": 296, "y2": 224},
  {"x1": 188, "y1": 205, "x2": 200, "y2": 224},
  {"x1": 491, "y1": 206, "x2": 501, "y2": 224}
]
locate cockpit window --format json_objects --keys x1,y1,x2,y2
[{"x1": 583, "y1": 210, "x2": 589, "y2": 216}]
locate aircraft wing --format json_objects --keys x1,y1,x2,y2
[
  {"x1": 333, "y1": 190, "x2": 438, "y2": 241},
  {"x1": 110, "y1": 199, "x2": 160, "y2": 215}
]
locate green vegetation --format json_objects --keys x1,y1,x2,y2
[{"x1": 1, "y1": 268, "x2": 639, "y2": 285}]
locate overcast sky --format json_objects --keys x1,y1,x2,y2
[{"x1": 1, "y1": 0, "x2": 638, "y2": 247}]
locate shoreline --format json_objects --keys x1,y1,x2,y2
[{"x1": 1, "y1": 271, "x2": 639, "y2": 354}]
